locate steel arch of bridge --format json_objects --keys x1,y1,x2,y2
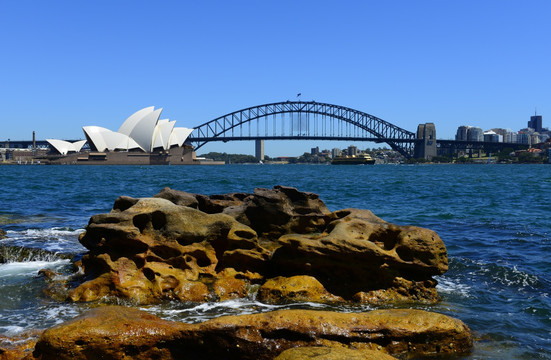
[{"x1": 189, "y1": 101, "x2": 417, "y2": 158}]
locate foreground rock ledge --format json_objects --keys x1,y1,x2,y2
[
  {"x1": 67, "y1": 186, "x2": 448, "y2": 305},
  {"x1": 32, "y1": 306, "x2": 472, "y2": 360}
]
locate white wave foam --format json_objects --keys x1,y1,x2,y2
[
  {"x1": 506, "y1": 265, "x2": 540, "y2": 288},
  {"x1": 435, "y1": 276, "x2": 471, "y2": 297},
  {"x1": 0, "y1": 325, "x2": 26, "y2": 336},
  {"x1": 9, "y1": 228, "x2": 84, "y2": 238},
  {"x1": 0, "y1": 259, "x2": 70, "y2": 278},
  {"x1": 42, "y1": 304, "x2": 82, "y2": 323},
  {"x1": 0, "y1": 303, "x2": 83, "y2": 335},
  {"x1": 4, "y1": 227, "x2": 86, "y2": 253},
  {"x1": 141, "y1": 298, "x2": 345, "y2": 324},
  {"x1": 193, "y1": 299, "x2": 280, "y2": 311}
]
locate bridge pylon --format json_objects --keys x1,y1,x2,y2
[
  {"x1": 255, "y1": 139, "x2": 264, "y2": 161},
  {"x1": 414, "y1": 123, "x2": 437, "y2": 160}
]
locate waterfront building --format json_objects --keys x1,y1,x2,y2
[
  {"x1": 483, "y1": 131, "x2": 503, "y2": 143},
  {"x1": 43, "y1": 107, "x2": 206, "y2": 165},
  {"x1": 517, "y1": 132, "x2": 532, "y2": 145},
  {"x1": 455, "y1": 126, "x2": 470, "y2": 141},
  {"x1": 347, "y1": 145, "x2": 359, "y2": 156},
  {"x1": 528, "y1": 114, "x2": 543, "y2": 133},
  {"x1": 47, "y1": 106, "x2": 193, "y2": 154},
  {"x1": 491, "y1": 128, "x2": 508, "y2": 138},
  {"x1": 46, "y1": 139, "x2": 87, "y2": 155},
  {"x1": 467, "y1": 127, "x2": 484, "y2": 142},
  {"x1": 80, "y1": 107, "x2": 193, "y2": 153},
  {"x1": 331, "y1": 148, "x2": 341, "y2": 158},
  {"x1": 320, "y1": 149, "x2": 332, "y2": 159},
  {"x1": 531, "y1": 133, "x2": 545, "y2": 145},
  {"x1": 503, "y1": 130, "x2": 518, "y2": 143}
]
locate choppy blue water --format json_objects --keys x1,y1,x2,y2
[{"x1": 0, "y1": 164, "x2": 549, "y2": 358}]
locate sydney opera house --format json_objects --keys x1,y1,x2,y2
[{"x1": 45, "y1": 107, "x2": 209, "y2": 165}]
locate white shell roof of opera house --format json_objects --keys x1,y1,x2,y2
[{"x1": 47, "y1": 107, "x2": 194, "y2": 154}]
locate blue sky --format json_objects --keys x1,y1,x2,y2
[{"x1": 1, "y1": 1, "x2": 550, "y2": 156}]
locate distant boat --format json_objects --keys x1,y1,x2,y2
[{"x1": 331, "y1": 154, "x2": 376, "y2": 165}]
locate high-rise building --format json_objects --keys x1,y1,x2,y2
[
  {"x1": 517, "y1": 132, "x2": 531, "y2": 145},
  {"x1": 467, "y1": 127, "x2": 484, "y2": 141},
  {"x1": 347, "y1": 145, "x2": 358, "y2": 156},
  {"x1": 483, "y1": 131, "x2": 503, "y2": 143},
  {"x1": 528, "y1": 114, "x2": 543, "y2": 132},
  {"x1": 504, "y1": 130, "x2": 518, "y2": 143},
  {"x1": 455, "y1": 126, "x2": 470, "y2": 141}
]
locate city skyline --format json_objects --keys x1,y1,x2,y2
[{"x1": 1, "y1": 1, "x2": 550, "y2": 157}]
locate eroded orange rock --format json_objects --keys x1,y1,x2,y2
[
  {"x1": 257, "y1": 275, "x2": 344, "y2": 304},
  {"x1": 67, "y1": 186, "x2": 448, "y2": 305},
  {"x1": 0, "y1": 331, "x2": 41, "y2": 360},
  {"x1": 274, "y1": 346, "x2": 398, "y2": 360},
  {"x1": 31, "y1": 306, "x2": 472, "y2": 360},
  {"x1": 270, "y1": 208, "x2": 447, "y2": 301}
]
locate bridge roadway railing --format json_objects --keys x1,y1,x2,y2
[{"x1": 188, "y1": 101, "x2": 417, "y2": 157}]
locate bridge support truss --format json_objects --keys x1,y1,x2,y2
[{"x1": 188, "y1": 101, "x2": 417, "y2": 158}]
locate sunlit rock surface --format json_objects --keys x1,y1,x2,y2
[
  {"x1": 274, "y1": 346, "x2": 398, "y2": 360},
  {"x1": 69, "y1": 186, "x2": 448, "y2": 305},
  {"x1": 31, "y1": 306, "x2": 472, "y2": 360}
]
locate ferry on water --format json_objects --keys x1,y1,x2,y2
[{"x1": 331, "y1": 154, "x2": 376, "y2": 165}]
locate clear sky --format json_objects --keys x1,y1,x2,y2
[{"x1": 1, "y1": 1, "x2": 550, "y2": 157}]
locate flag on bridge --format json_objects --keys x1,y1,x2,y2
[{"x1": 297, "y1": 93, "x2": 301, "y2": 97}]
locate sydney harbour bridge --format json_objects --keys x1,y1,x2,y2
[
  {"x1": 187, "y1": 101, "x2": 526, "y2": 159},
  {"x1": 3, "y1": 101, "x2": 527, "y2": 160}
]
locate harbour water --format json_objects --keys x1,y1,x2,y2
[{"x1": 0, "y1": 164, "x2": 550, "y2": 358}]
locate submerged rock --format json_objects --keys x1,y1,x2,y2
[
  {"x1": 0, "y1": 331, "x2": 41, "y2": 360},
  {"x1": 0, "y1": 245, "x2": 72, "y2": 264},
  {"x1": 69, "y1": 186, "x2": 448, "y2": 305},
  {"x1": 32, "y1": 306, "x2": 472, "y2": 360}
]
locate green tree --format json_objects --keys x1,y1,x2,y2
[
  {"x1": 431, "y1": 155, "x2": 452, "y2": 163},
  {"x1": 497, "y1": 147, "x2": 514, "y2": 162},
  {"x1": 199, "y1": 152, "x2": 259, "y2": 164},
  {"x1": 456, "y1": 156, "x2": 473, "y2": 163},
  {"x1": 517, "y1": 151, "x2": 543, "y2": 164}
]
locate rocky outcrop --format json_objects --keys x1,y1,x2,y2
[
  {"x1": 270, "y1": 208, "x2": 446, "y2": 301},
  {"x1": 67, "y1": 186, "x2": 448, "y2": 305},
  {"x1": 154, "y1": 185, "x2": 332, "y2": 240},
  {"x1": 32, "y1": 306, "x2": 472, "y2": 360},
  {"x1": 28, "y1": 187, "x2": 470, "y2": 359},
  {"x1": 0, "y1": 229, "x2": 6, "y2": 240}
]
